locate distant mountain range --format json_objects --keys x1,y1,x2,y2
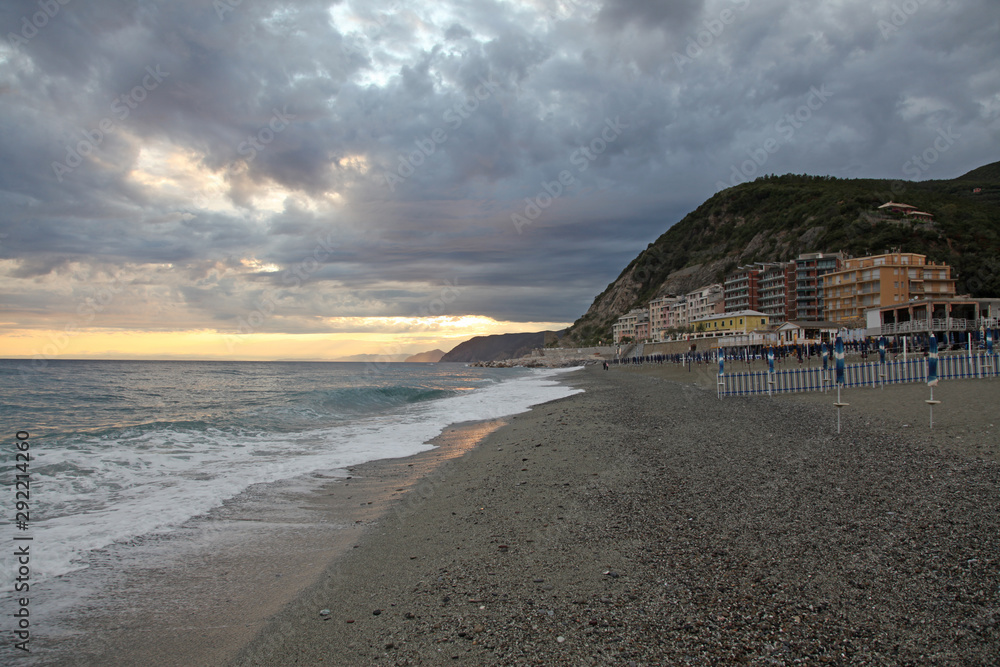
[
  {"x1": 439, "y1": 332, "x2": 551, "y2": 363},
  {"x1": 404, "y1": 349, "x2": 446, "y2": 363},
  {"x1": 562, "y1": 161, "x2": 1000, "y2": 346},
  {"x1": 334, "y1": 353, "x2": 409, "y2": 362}
]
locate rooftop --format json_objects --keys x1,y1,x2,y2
[{"x1": 690, "y1": 309, "x2": 767, "y2": 322}]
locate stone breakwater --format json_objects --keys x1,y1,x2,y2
[{"x1": 232, "y1": 367, "x2": 1000, "y2": 665}]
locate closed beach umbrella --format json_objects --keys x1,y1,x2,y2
[
  {"x1": 988, "y1": 329, "x2": 994, "y2": 356},
  {"x1": 835, "y1": 335, "x2": 845, "y2": 385},
  {"x1": 718, "y1": 349, "x2": 724, "y2": 377},
  {"x1": 927, "y1": 333, "x2": 939, "y2": 387},
  {"x1": 821, "y1": 342, "x2": 829, "y2": 371},
  {"x1": 878, "y1": 336, "x2": 886, "y2": 364},
  {"x1": 767, "y1": 347, "x2": 774, "y2": 374}
]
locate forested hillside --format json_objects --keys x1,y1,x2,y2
[{"x1": 564, "y1": 163, "x2": 1000, "y2": 346}]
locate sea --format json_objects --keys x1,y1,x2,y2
[{"x1": 0, "y1": 359, "x2": 581, "y2": 658}]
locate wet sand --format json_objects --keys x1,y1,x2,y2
[
  {"x1": 30, "y1": 420, "x2": 508, "y2": 666},
  {"x1": 229, "y1": 366, "x2": 1000, "y2": 665}
]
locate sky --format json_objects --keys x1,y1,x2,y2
[{"x1": 1, "y1": 0, "x2": 998, "y2": 361}]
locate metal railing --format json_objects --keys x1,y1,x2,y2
[
  {"x1": 879, "y1": 318, "x2": 978, "y2": 335},
  {"x1": 718, "y1": 353, "x2": 998, "y2": 397}
]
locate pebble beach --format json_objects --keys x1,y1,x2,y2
[{"x1": 228, "y1": 365, "x2": 1000, "y2": 666}]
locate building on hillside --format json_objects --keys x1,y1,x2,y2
[
  {"x1": 686, "y1": 284, "x2": 724, "y2": 322},
  {"x1": 648, "y1": 295, "x2": 683, "y2": 340},
  {"x1": 635, "y1": 317, "x2": 650, "y2": 341},
  {"x1": 691, "y1": 310, "x2": 770, "y2": 335},
  {"x1": 877, "y1": 202, "x2": 917, "y2": 215},
  {"x1": 724, "y1": 265, "x2": 763, "y2": 312},
  {"x1": 757, "y1": 262, "x2": 796, "y2": 323},
  {"x1": 823, "y1": 252, "x2": 957, "y2": 324},
  {"x1": 612, "y1": 309, "x2": 649, "y2": 343},
  {"x1": 794, "y1": 252, "x2": 843, "y2": 321}
]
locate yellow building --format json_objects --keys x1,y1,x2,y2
[
  {"x1": 691, "y1": 310, "x2": 769, "y2": 334},
  {"x1": 823, "y1": 253, "x2": 956, "y2": 324}
]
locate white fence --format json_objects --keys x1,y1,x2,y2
[{"x1": 718, "y1": 353, "x2": 998, "y2": 397}]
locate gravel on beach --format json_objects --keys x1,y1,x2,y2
[{"x1": 231, "y1": 366, "x2": 1000, "y2": 666}]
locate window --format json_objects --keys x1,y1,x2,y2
[{"x1": 760, "y1": 319, "x2": 766, "y2": 325}]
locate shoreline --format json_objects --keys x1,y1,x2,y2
[
  {"x1": 230, "y1": 365, "x2": 999, "y2": 665},
  {"x1": 27, "y1": 419, "x2": 511, "y2": 666}
]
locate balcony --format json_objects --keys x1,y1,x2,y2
[{"x1": 879, "y1": 318, "x2": 979, "y2": 335}]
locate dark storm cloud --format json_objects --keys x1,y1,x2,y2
[
  {"x1": 597, "y1": 0, "x2": 704, "y2": 33},
  {"x1": 2, "y1": 0, "x2": 998, "y2": 334}
]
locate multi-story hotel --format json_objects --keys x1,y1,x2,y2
[
  {"x1": 648, "y1": 295, "x2": 684, "y2": 340},
  {"x1": 614, "y1": 249, "x2": 958, "y2": 342},
  {"x1": 616, "y1": 283, "x2": 726, "y2": 343},
  {"x1": 612, "y1": 309, "x2": 649, "y2": 343},
  {"x1": 823, "y1": 252, "x2": 956, "y2": 323},
  {"x1": 725, "y1": 255, "x2": 844, "y2": 323},
  {"x1": 686, "y1": 284, "x2": 725, "y2": 322},
  {"x1": 723, "y1": 266, "x2": 762, "y2": 312},
  {"x1": 794, "y1": 252, "x2": 843, "y2": 321},
  {"x1": 757, "y1": 262, "x2": 796, "y2": 323}
]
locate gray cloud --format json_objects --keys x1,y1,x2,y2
[{"x1": 2, "y1": 0, "x2": 998, "y2": 339}]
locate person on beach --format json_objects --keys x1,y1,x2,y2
[{"x1": 603, "y1": 361, "x2": 609, "y2": 370}]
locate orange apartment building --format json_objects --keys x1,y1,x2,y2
[{"x1": 822, "y1": 252, "x2": 957, "y2": 323}]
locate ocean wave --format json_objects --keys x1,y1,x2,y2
[{"x1": 289, "y1": 385, "x2": 462, "y2": 414}]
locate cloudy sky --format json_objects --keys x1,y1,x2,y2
[{"x1": 1, "y1": 0, "x2": 997, "y2": 360}]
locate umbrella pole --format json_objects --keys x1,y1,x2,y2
[
  {"x1": 833, "y1": 384, "x2": 849, "y2": 434},
  {"x1": 926, "y1": 385, "x2": 940, "y2": 429}
]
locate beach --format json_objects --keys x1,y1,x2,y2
[{"x1": 229, "y1": 365, "x2": 1000, "y2": 665}]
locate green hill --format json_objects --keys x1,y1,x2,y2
[{"x1": 565, "y1": 162, "x2": 1000, "y2": 346}]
